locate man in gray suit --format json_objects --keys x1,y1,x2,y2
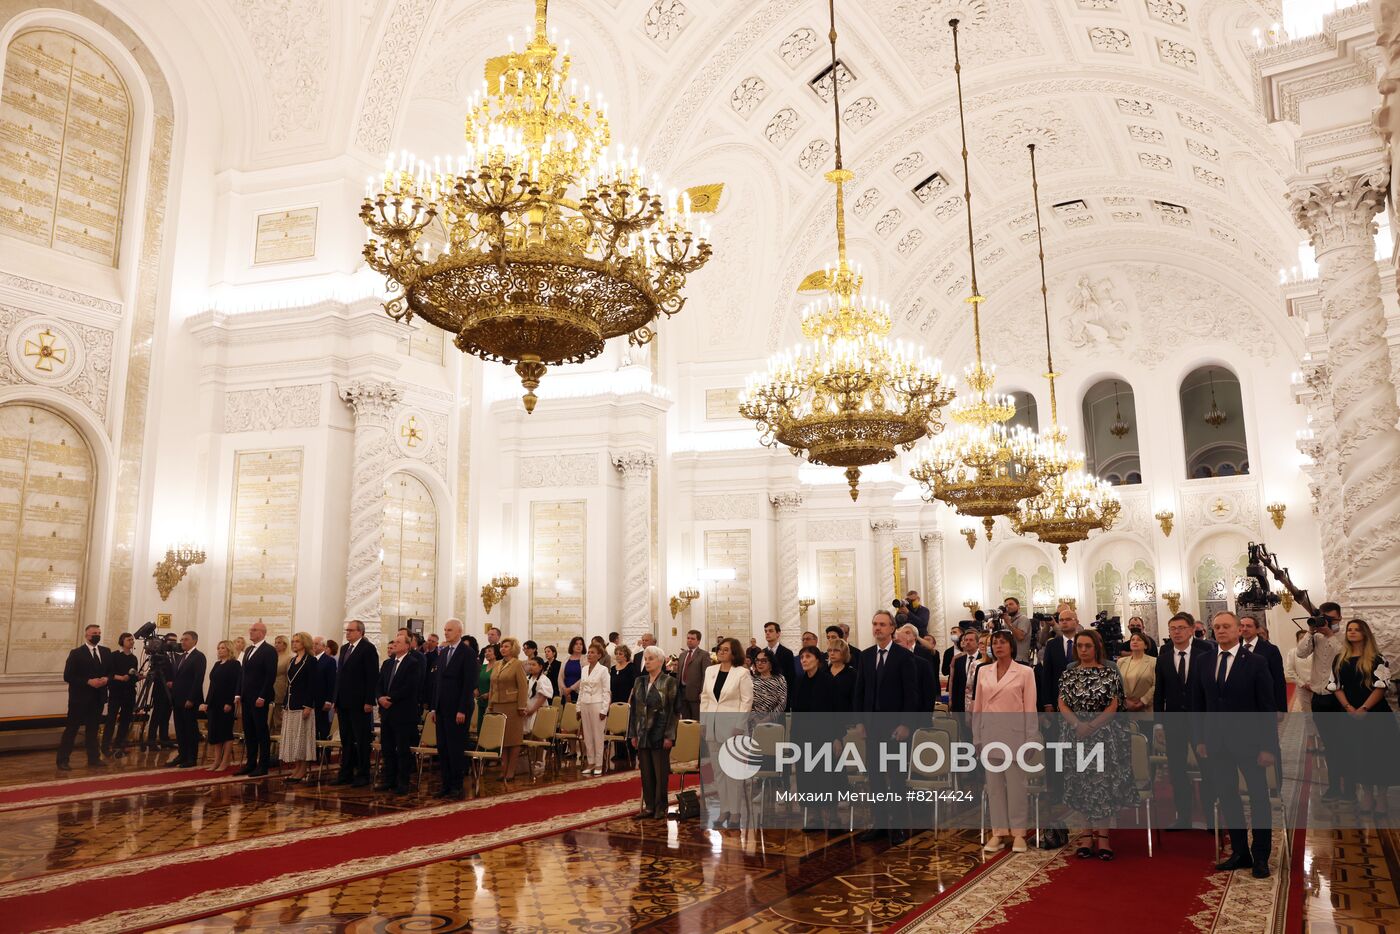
[{"x1": 674, "y1": 628, "x2": 710, "y2": 720}]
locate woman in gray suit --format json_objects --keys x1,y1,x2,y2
[{"x1": 627, "y1": 645, "x2": 679, "y2": 820}]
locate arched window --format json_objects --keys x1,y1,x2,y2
[
  {"x1": 1030, "y1": 565, "x2": 1055, "y2": 615},
  {"x1": 1082, "y1": 379, "x2": 1141, "y2": 485},
  {"x1": 999, "y1": 566, "x2": 1028, "y2": 607},
  {"x1": 381, "y1": 472, "x2": 438, "y2": 633},
  {"x1": 0, "y1": 403, "x2": 96, "y2": 673},
  {"x1": 1093, "y1": 562, "x2": 1123, "y2": 619},
  {"x1": 1179, "y1": 365, "x2": 1248, "y2": 478},
  {"x1": 1008, "y1": 391, "x2": 1039, "y2": 434},
  {"x1": 0, "y1": 29, "x2": 134, "y2": 266},
  {"x1": 1125, "y1": 558, "x2": 1157, "y2": 637}
]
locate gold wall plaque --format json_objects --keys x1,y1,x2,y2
[
  {"x1": 704, "y1": 387, "x2": 744, "y2": 421},
  {"x1": 225, "y1": 448, "x2": 302, "y2": 641},
  {"x1": 530, "y1": 500, "x2": 586, "y2": 648},
  {"x1": 703, "y1": 529, "x2": 751, "y2": 642},
  {"x1": 253, "y1": 206, "x2": 318, "y2": 265},
  {"x1": 817, "y1": 549, "x2": 857, "y2": 633},
  {"x1": 382, "y1": 471, "x2": 438, "y2": 632}
]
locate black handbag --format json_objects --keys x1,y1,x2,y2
[{"x1": 672, "y1": 789, "x2": 701, "y2": 820}]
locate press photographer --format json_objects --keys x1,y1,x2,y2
[{"x1": 891, "y1": 590, "x2": 930, "y2": 637}]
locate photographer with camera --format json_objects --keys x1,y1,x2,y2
[
  {"x1": 892, "y1": 591, "x2": 930, "y2": 637},
  {"x1": 1296, "y1": 601, "x2": 1347, "y2": 801},
  {"x1": 999, "y1": 597, "x2": 1032, "y2": 662}
]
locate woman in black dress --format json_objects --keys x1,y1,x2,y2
[
  {"x1": 1329, "y1": 618, "x2": 1397, "y2": 816},
  {"x1": 825, "y1": 638, "x2": 858, "y2": 712},
  {"x1": 543, "y1": 645, "x2": 562, "y2": 698},
  {"x1": 201, "y1": 641, "x2": 240, "y2": 771},
  {"x1": 791, "y1": 646, "x2": 840, "y2": 829}
]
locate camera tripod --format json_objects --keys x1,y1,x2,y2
[{"x1": 134, "y1": 653, "x2": 175, "y2": 749}]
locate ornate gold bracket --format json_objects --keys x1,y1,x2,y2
[
  {"x1": 154, "y1": 546, "x2": 206, "y2": 601},
  {"x1": 481, "y1": 574, "x2": 519, "y2": 614}
]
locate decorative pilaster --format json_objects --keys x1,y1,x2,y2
[
  {"x1": 1290, "y1": 167, "x2": 1400, "y2": 647},
  {"x1": 921, "y1": 531, "x2": 946, "y2": 635},
  {"x1": 871, "y1": 518, "x2": 898, "y2": 609},
  {"x1": 614, "y1": 450, "x2": 656, "y2": 645},
  {"x1": 1298, "y1": 362, "x2": 1348, "y2": 594},
  {"x1": 771, "y1": 492, "x2": 803, "y2": 642},
  {"x1": 341, "y1": 380, "x2": 402, "y2": 646}
]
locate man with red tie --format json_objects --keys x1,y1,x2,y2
[{"x1": 674, "y1": 629, "x2": 709, "y2": 720}]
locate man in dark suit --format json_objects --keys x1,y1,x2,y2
[
  {"x1": 674, "y1": 629, "x2": 710, "y2": 720},
  {"x1": 762, "y1": 622, "x2": 796, "y2": 701},
  {"x1": 1036, "y1": 609, "x2": 1081, "y2": 711},
  {"x1": 168, "y1": 631, "x2": 207, "y2": 768},
  {"x1": 948, "y1": 630, "x2": 983, "y2": 713},
  {"x1": 1238, "y1": 615, "x2": 1287, "y2": 713},
  {"x1": 1122, "y1": 616, "x2": 1159, "y2": 657},
  {"x1": 1154, "y1": 611, "x2": 1216, "y2": 829},
  {"x1": 235, "y1": 621, "x2": 278, "y2": 776},
  {"x1": 1191, "y1": 611, "x2": 1278, "y2": 879},
  {"x1": 432, "y1": 618, "x2": 479, "y2": 797},
  {"x1": 145, "y1": 633, "x2": 177, "y2": 750},
  {"x1": 375, "y1": 628, "x2": 425, "y2": 794},
  {"x1": 334, "y1": 618, "x2": 380, "y2": 787},
  {"x1": 853, "y1": 610, "x2": 921, "y2": 842},
  {"x1": 57, "y1": 624, "x2": 111, "y2": 770},
  {"x1": 312, "y1": 636, "x2": 337, "y2": 742},
  {"x1": 897, "y1": 624, "x2": 938, "y2": 712}
]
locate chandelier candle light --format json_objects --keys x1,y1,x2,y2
[
  {"x1": 359, "y1": 0, "x2": 712, "y2": 413},
  {"x1": 739, "y1": 0, "x2": 955, "y2": 501},
  {"x1": 909, "y1": 19, "x2": 1052, "y2": 538},
  {"x1": 1010, "y1": 144, "x2": 1120, "y2": 561}
]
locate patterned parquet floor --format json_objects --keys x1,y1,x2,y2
[{"x1": 1, "y1": 746, "x2": 1397, "y2": 932}]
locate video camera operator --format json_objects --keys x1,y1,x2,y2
[
  {"x1": 891, "y1": 590, "x2": 930, "y2": 637},
  {"x1": 993, "y1": 597, "x2": 1032, "y2": 662},
  {"x1": 1296, "y1": 601, "x2": 1347, "y2": 801}
]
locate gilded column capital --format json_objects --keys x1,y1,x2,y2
[
  {"x1": 340, "y1": 379, "x2": 402, "y2": 423},
  {"x1": 870, "y1": 517, "x2": 899, "y2": 534},
  {"x1": 920, "y1": 530, "x2": 944, "y2": 544},
  {"x1": 1287, "y1": 165, "x2": 1390, "y2": 254}
]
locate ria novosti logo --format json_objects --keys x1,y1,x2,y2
[{"x1": 717, "y1": 735, "x2": 765, "y2": 780}]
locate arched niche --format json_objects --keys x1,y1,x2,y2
[
  {"x1": 1189, "y1": 530, "x2": 1249, "y2": 625},
  {"x1": 1179, "y1": 364, "x2": 1249, "y2": 478},
  {"x1": 1008, "y1": 390, "x2": 1039, "y2": 434},
  {"x1": 1081, "y1": 378, "x2": 1141, "y2": 485},
  {"x1": 0, "y1": 401, "x2": 96, "y2": 673},
  {"x1": 381, "y1": 471, "x2": 439, "y2": 634}
]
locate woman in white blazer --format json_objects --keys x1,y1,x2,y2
[
  {"x1": 700, "y1": 636, "x2": 754, "y2": 829},
  {"x1": 576, "y1": 644, "x2": 613, "y2": 774},
  {"x1": 969, "y1": 630, "x2": 1040, "y2": 853}
]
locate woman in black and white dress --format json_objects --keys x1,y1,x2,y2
[{"x1": 281, "y1": 631, "x2": 321, "y2": 783}]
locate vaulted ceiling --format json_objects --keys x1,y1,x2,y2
[{"x1": 167, "y1": 0, "x2": 1306, "y2": 369}]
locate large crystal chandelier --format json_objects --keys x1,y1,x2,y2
[
  {"x1": 359, "y1": 0, "x2": 712, "y2": 412},
  {"x1": 908, "y1": 19, "x2": 1051, "y2": 538},
  {"x1": 1010, "y1": 144, "x2": 1120, "y2": 561},
  {"x1": 739, "y1": 0, "x2": 955, "y2": 501}
]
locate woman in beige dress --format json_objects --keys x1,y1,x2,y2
[
  {"x1": 271, "y1": 635, "x2": 291, "y2": 735},
  {"x1": 1116, "y1": 631, "x2": 1157, "y2": 725},
  {"x1": 489, "y1": 637, "x2": 530, "y2": 784}
]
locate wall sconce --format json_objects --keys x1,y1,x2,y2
[
  {"x1": 1267, "y1": 502, "x2": 1286, "y2": 529},
  {"x1": 1155, "y1": 510, "x2": 1174, "y2": 537},
  {"x1": 154, "y1": 545, "x2": 206, "y2": 601},
  {"x1": 669, "y1": 587, "x2": 700, "y2": 618},
  {"x1": 960, "y1": 526, "x2": 977, "y2": 549},
  {"x1": 480, "y1": 573, "x2": 519, "y2": 614},
  {"x1": 1163, "y1": 590, "x2": 1181, "y2": 614},
  {"x1": 798, "y1": 597, "x2": 816, "y2": 617},
  {"x1": 962, "y1": 599, "x2": 980, "y2": 616},
  {"x1": 1275, "y1": 588, "x2": 1294, "y2": 612}
]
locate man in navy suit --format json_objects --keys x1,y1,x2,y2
[
  {"x1": 762, "y1": 622, "x2": 797, "y2": 704},
  {"x1": 333, "y1": 619, "x2": 380, "y2": 787},
  {"x1": 947, "y1": 630, "x2": 983, "y2": 713},
  {"x1": 168, "y1": 631, "x2": 206, "y2": 768},
  {"x1": 431, "y1": 618, "x2": 479, "y2": 798},
  {"x1": 1036, "y1": 608, "x2": 1082, "y2": 711},
  {"x1": 1238, "y1": 615, "x2": 1288, "y2": 713},
  {"x1": 375, "y1": 629, "x2": 425, "y2": 794},
  {"x1": 853, "y1": 610, "x2": 920, "y2": 842},
  {"x1": 1154, "y1": 611, "x2": 1216, "y2": 828},
  {"x1": 57, "y1": 624, "x2": 111, "y2": 770},
  {"x1": 312, "y1": 636, "x2": 337, "y2": 742},
  {"x1": 1191, "y1": 611, "x2": 1278, "y2": 879},
  {"x1": 896, "y1": 624, "x2": 938, "y2": 712},
  {"x1": 235, "y1": 622, "x2": 278, "y2": 777}
]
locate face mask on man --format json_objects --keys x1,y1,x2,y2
[{"x1": 87, "y1": 633, "x2": 101, "y2": 646}]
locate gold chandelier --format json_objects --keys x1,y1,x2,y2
[
  {"x1": 359, "y1": 0, "x2": 712, "y2": 413},
  {"x1": 1010, "y1": 144, "x2": 1120, "y2": 561},
  {"x1": 909, "y1": 19, "x2": 1051, "y2": 538},
  {"x1": 739, "y1": 0, "x2": 954, "y2": 501}
]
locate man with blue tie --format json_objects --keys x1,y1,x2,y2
[
  {"x1": 431, "y1": 618, "x2": 479, "y2": 798},
  {"x1": 375, "y1": 628, "x2": 425, "y2": 794},
  {"x1": 1191, "y1": 611, "x2": 1277, "y2": 879},
  {"x1": 1154, "y1": 612, "x2": 1215, "y2": 829}
]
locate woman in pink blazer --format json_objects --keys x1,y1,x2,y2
[{"x1": 970, "y1": 629, "x2": 1040, "y2": 853}]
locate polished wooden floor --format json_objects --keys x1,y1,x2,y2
[{"x1": 1, "y1": 745, "x2": 1396, "y2": 932}]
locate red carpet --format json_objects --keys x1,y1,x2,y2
[
  {"x1": 2, "y1": 771, "x2": 649, "y2": 932},
  {"x1": 0, "y1": 766, "x2": 244, "y2": 811}
]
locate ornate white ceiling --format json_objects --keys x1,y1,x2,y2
[{"x1": 173, "y1": 0, "x2": 1306, "y2": 366}]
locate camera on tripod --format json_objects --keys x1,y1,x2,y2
[
  {"x1": 134, "y1": 620, "x2": 176, "y2": 657},
  {"x1": 1092, "y1": 611, "x2": 1124, "y2": 656}
]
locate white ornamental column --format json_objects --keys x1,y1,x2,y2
[
  {"x1": 921, "y1": 531, "x2": 946, "y2": 635},
  {"x1": 340, "y1": 380, "x2": 403, "y2": 647},
  {"x1": 1290, "y1": 167, "x2": 1400, "y2": 647},
  {"x1": 771, "y1": 492, "x2": 803, "y2": 642},
  {"x1": 613, "y1": 451, "x2": 655, "y2": 645},
  {"x1": 872, "y1": 518, "x2": 898, "y2": 607},
  {"x1": 1297, "y1": 363, "x2": 1348, "y2": 594}
]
